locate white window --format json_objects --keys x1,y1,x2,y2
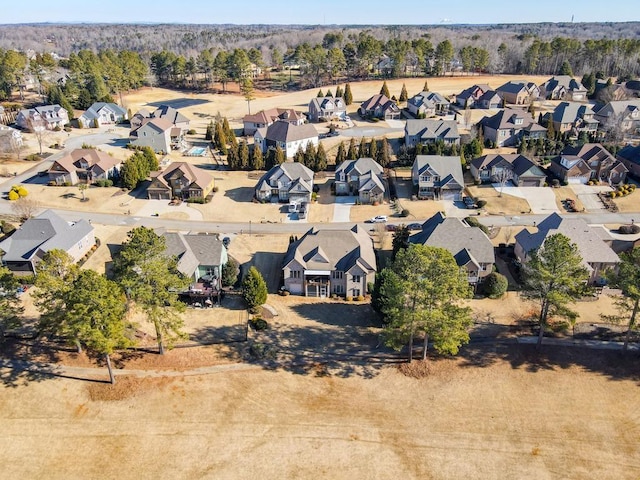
[
  {"x1": 352, "y1": 275, "x2": 361, "y2": 283},
  {"x1": 332, "y1": 271, "x2": 343, "y2": 279},
  {"x1": 353, "y1": 288, "x2": 361, "y2": 297},
  {"x1": 291, "y1": 270, "x2": 301, "y2": 279},
  {"x1": 421, "y1": 175, "x2": 431, "y2": 182},
  {"x1": 334, "y1": 284, "x2": 344, "y2": 294}
]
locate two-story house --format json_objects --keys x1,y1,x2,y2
[
  {"x1": 455, "y1": 84, "x2": 492, "y2": 108},
  {"x1": 16, "y1": 104, "x2": 69, "y2": 131},
  {"x1": 254, "y1": 120, "x2": 319, "y2": 158},
  {"x1": 470, "y1": 154, "x2": 546, "y2": 187},
  {"x1": 616, "y1": 144, "x2": 640, "y2": 178},
  {"x1": 255, "y1": 162, "x2": 314, "y2": 204},
  {"x1": 496, "y1": 81, "x2": 540, "y2": 105},
  {"x1": 409, "y1": 212, "x2": 496, "y2": 287},
  {"x1": 515, "y1": 213, "x2": 619, "y2": 285},
  {"x1": 358, "y1": 94, "x2": 400, "y2": 120},
  {"x1": 283, "y1": 225, "x2": 376, "y2": 297},
  {"x1": 404, "y1": 119, "x2": 460, "y2": 147},
  {"x1": 48, "y1": 148, "x2": 122, "y2": 185},
  {"x1": 480, "y1": 108, "x2": 546, "y2": 147},
  {"x1": 539, "y1": 76, "x2": 588, "y2": 101},
  {"x1": 243, "y1": 108, "x2": 305, "y2": 135},
  {"x1": 406, "y1": 91, "x2": 450, "y2": 117},
  {"x1": 308, "y1": 97, "x2": 347, "y2": 122},
  {"x1": 550, "y1": 143, "x2": 627, "y2": 186},
  {"x1": 549, "y1": 102, "x2": 598, "y2": 135},
  {"x1": 412, "y1": 155, "x2": 464, "y2": 201},
  {"x1": 334, "y1": 157, "x2": 385, "y2": 204},
  {"x1": 147, "y1": 162, "x2": 215, "y2": 200},
  {"x1": 79, "y1": 102, "x2": 128, "y2": 128},
  {"x1": 594, "y1": 100, "x2": 640, "y2": 136}
]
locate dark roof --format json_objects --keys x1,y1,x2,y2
[
  {"x1": 480, "y1": 108, "x2": 539, "y2": 131},
  {"x1": 405, "y1": 119, "x2": 459, "y2": 140},
  {"x1": 617, "y1": 144, "x2": 640, "y2": 165},
  {"x1": 360, "y1": 94, "x2": 399, "y2": 113},
  {"x1": 471, "y1": 154, "x2": 545, "y2": 178},
  {"x1": 260, "y1": 120, "x2": 318, "y2": 143}
]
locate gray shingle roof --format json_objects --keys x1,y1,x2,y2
[
  {"x1": 413, "y1": 155, "x2": 464, "y2": 190},
  {"x1": 335, "y1": 157, "x2": 383, "y2": 177},
  {"x1": 405, "y1": 119, "x2": 459, "y2": 141},
  {"x1": 0, "y1": 210, "x2": 93, "y2": 262},
  {"x1": 409, "y1": 215, "x2": 495, "y2": 266},
  {"x1": 471, "y1": 154, "x2": 545, "y2": 178},
  {"x1": 480, "y1": 108, "x2": 540, "y2": 131},
  {"x1": 552, "y1": 102, "x2": 595, "y2": 124},
  {"x1": 163, "y1": 232, "x2": 226, "y2": 278},
  {"x1": 261, "y1": 120, "x2": 318, "y2": 143}
]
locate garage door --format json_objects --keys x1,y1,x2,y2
[
  {"x1": 568, "y1": 177, "x2": 588, "y2": 185},
  {"x1": 441, "y1": 191, "x2": 462, "y2": 201},
  {"x1": 288, "y1": 283, "x2": 303, "y2": 295},
  {"x1": 520, "y1": 179, "x2": 540, "y2": 187}
]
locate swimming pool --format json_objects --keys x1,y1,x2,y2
[{"x1": 187, "y1": 147, "x2": 206, "y2": 156}]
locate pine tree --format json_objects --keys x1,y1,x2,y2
[
  {"x1": 380, "y1": 81, "x2": 390, "y2": 98},
  {"x1": 344, "y1": 83, "x2": 353, "y2": 105},
  {"x1": 423, "y1": 80, "x2": 429, "y2": 92},
  {"x1": 325, "y1": 89, "x2": 333, "y2": 97},
  {"x1": 335, "y1": 85, "x2": 344, "y2": 98},
  {"x1": 222, "y1": 117, "x2": 233, "y2": 139},
  {"x1": 347, "y1": 137, "x2": 358, "y2": 160},
  {"x1": 460, "y1": 148, "x2": 466, "y2": 168},
  {"x1": 377, "y1": 137, "x2": 391, "y2": 167},
  {"x1": 304, "y1": 141, "x2": 317, "y2": 168},
  {"x1": 251, "y1": 144, "x2": 264, "y2": 170},
  {"x1": 399, "y1": 83, "x2": 408, "y2": 102},
  {"x1": 242, "y1": 266, "x2": 268, "y2": 313},
  {"x1": 547, "y1": 118, "x2": 556, "y2": 141},
  {"x1": 205, "y1": 121, "x2": 214, "y2": 141},
  {"x1": 227, "y1": 142, "x2": 239, "y2": 169},
  {"x1": 335, "y1": 141, "x2": 346, "y2": 165},
  {"x1": 358, "y1": 136, "x2": 367, "y2": 158},
  {"x1": 369, "y1": 137, "x2": 378, "y2": 161},
  {"x1": 214, "y1": 122, "x2": 227, "y2": 155},
  {"x1": 294, "y1": 144, "x2": 305, "y2": 163},
  {"x1": 315, "y1": 143, "x2": 328, "y2": 172},
  {"x1": 238, "y1": 140, "x2": 250, "y2": 170},
  {"x1": 317, "y1": 89, "x2": 324, "y2": 97}
]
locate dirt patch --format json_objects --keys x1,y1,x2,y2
[
  {"x1": 553, "y1": 186, "x2": 585, "y2": 212},
  {"x1": 86, "y1": 376, "x2": 176, "y2": 401}
]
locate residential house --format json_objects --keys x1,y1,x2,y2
[
  {"x1": 254, "y1": 120, "x2": 319, "y2": 158},
  {"x1": 334, "y1": 157, "x2": 385, "y2": 204},
  {"x1": 480, "y1": 108, "x2": 546, "y2": 147},
  {"x1": 550, "y1": 143, "x2": 627, "y2": 186},
  {"x1": 47, "y1": 148, "x2": 122, "y2": 185},
  {"x1": 412, "y1": 155, "x2": 464, "y2": 200},
  {"x1": 615, "y1": 144, "x2": 640, "y2": 178},
  {"x1": 409, "y1": 212, "x2": 495, "y2": 286},
  {"x1": 539, "y1": 76, "x2": 588, "y2": 101},
  {"x1": 79, "y1": 102, "x2": 128, "y2": 128},
  {"x1": 147, "y1": 162, "x2": 215, "y2": 200},
  {"x1": 16, "y1": 104, "x2": 69, "y2": 131},
  {"x1": 455, "y1": 84, "x2": 492, "y2": 108},
  {"x1": 130, "y1": 105, "x2": 190, "y2": 131},
  {"x1": 283, "y1": 225, "x2": 376, "y2": 297},
  {"x1": 594, "y1": 100, "x2": 640, "y2": 136},
  {"x1": 406, "y1": 91, "x2": 450, "y2": 117},
  {"x1": 495, "y1": 81, "x2": 540, "y2": 105},
  {"x1": 161, "y1": 231, "x2": 228, "y2": 283},
  {"x1": 514, "y1": 213, "x2": 620, "y2": 285},
  {"x1": 358, "y1": 94, "x2": 400, "y2": 120},
  {"x1": 0, "y1": 125, "x2": 23, "y2": 148},
  {"x1": 549, "y1": 102, "x2": 598, "y2": 135},
  {"x1": 308, "y1": 97, "x2": 347, "y2": 123},
  {"x1": 594, "y1": 80, "x2": 631, "y2": 102},
  {"x1": 375, "y1": 55, "x2": 394, "y2": 76},
  {"x1": 243, "y1": 107, "x2": 305, "y2": 135},
  {"x1": 470, "y1": 154, "x2": 546, "y2": 187},
  {"x1": 476, "y1": 90, "x2": 502, "y2": 109},
  {"x1": 0, "y1": 209, "x2": 95, "y2": 276},
  {"x1": 255, "y1": 162, "x2": 314, "y2": 203},
  {"x1": 404, "y1": 119, "x2": 460, "y2": 147},
  {"x1": 130, "y1": 118, "x2": 183, "y2": 153}
]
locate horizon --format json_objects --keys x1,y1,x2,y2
[{"x1": 1, "y1": 0, "x2": 637, "y2": 25}]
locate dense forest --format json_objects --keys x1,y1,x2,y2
[{"x1": 1, "y1": 23, "x2": 640, "y2": 104}]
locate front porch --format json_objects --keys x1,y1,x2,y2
[{"x1": 304, "y1": 270, "x2": 330, "y2": 297}]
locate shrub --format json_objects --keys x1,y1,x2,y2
[
  {"x1": 53, "y1": 126, "x2": 61, "y2": 131},
  {"x1": 345, "y1": 296, "x2": 353, "y2": 302},
  {"x1": 311, "y1": 192, "x2": 318, "y2": 201},
  {"x1": 551, "y1": 179, "x2": 560, "y2": 188},
  {"x1": 7, "y1": 190, "x2": 18, "y2": 201},
  {"x1": 16, "y1": 186, "x2": 28, "y2": 197},
  {"x1": 187, "y1": 129, "x2": 197, "y2": 135},
  {"x1": 26, "y1": 153, "x2": 40, "y2": 162},
  {"x1": 610, "y1": 191, "x2": 617, "y2": 198},
  {"x1": 0, "y1": 221, "x2": 16, "y2": 235},
  {"x1": 476, "y1": 200, "x2": 487, "y2": 208},
  {"x1": 64, "y1": 126, "x2": 71, "y2": 132},
  {"x1": 63, "y1": 182, "x2": 71, "y2": 187},
  {"x1": 618, "y1": 224, "x2": 640, "y2": 234},
  {"x1": 400, "y1": 209, "x2": 409, "y2": 217},
  {"x1": 212, "y1": 186, "x2": 219, "y2": 192},
  {"x1": 465, "y1": 216, "x2": 490, "y2": 235},
  {"x1": 484, "y1": 272, "x2": 508, "y2": 298},
  {"x1": 251, "y1": 317, "x2": 269, "y2": 331},
  {"x1": 186, "y1": 197, "x2": 206, "y2": 204},
  {"x1": 95, "y1": 179, "x2": 113, "y2": 187},
  {"x1": 355, "y1": 295, "x2": 365, "y2": 302}
]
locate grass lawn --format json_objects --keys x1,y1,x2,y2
[{"x1": 467, "y1": 185, "x2": 531, "y2": 215}]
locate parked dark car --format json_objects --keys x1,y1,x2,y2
[
  {"x1": 407, "y1": 223, "x2": 423, "y2": 231},
  {"x1": 463, "y1": 196, "x2": 476, "y2": 209}
]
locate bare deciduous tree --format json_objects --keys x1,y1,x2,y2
[
  {"x1": 11, "y1": 197, "x2": 41, "y2": 221},
  {"x1": 29, "y1": 118, "x2": 49, "y2": 156}
]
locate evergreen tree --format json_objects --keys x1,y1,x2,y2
[
  {"x1": 227, "y1": 142, "x2": 239, "y2": 169},
  {"x1": 335, "y1": 141, "x2": 346, "y2": 165},
  {"x1": 222, "y1": 117, "x2": 233, "y2": 139},
  {"x1": 347, "y1": 137, "x2": 358, "y2": 160},
  {"x1": 380, "y1": 81, "x2": 390, "y2": 98},
  {"x1": 547, "y1": 118, "x2": 556, "y2": 141},
  {"x1": 358, "y1": 136, "x2": 367, "y2": 158},
  {"x1": 399, "y1": 83, "x2": 408, "y2": 102},
  {"x1": 242, "y1": 266, "x2": 268, "y2": 313},
  {"x1": 222, "y1": 258, "x2": 239, "y2": 287},
  {"x1": 460, "y1": 148, "x2": 466, "y2": 168},
  {"x1": 315, "y1": 142, "x2": 328, "y2": 172},
  {"x1": 275, "y1": 145, "x2": 286, "y2": 164},
  {"x1": 294, "y1": 144, "x2": 305, "y2": 163},
  {"x1": 559, "y1": 60, "x2": 573, "y2": 76},
  {"x1": 317, "y1": 89, "x2": 324, "y2": 97},
  {"x1": 325, "y1": 89, "x2": 333, "y2": 97},
  {"x1": 304, "y1": 141, "x2": 317, "y2": 168},
  {"x1": 344, "y1": 83, "x2": 353, "y2": 105},
  {"x1": 335, "y1": 85, "x2": 344, "y2": 98},
  {"x1": 377, "y1": 137, "x2": 391, "y2": 167},
  {"x1": 205, "y1": 120, "x2": 214, "y2": 141},
  {"x1": 214, "y1": 122, "x2": 227, "y2": 155},
  {"x1": 369, "y1": 137, "x2": 378, "y2": 161},
  {"x1": 251, "y1": 144, "x2": 264, "y2": 170},
  {"x1": 423, "y1": 80, "x2": 429, "y2": 92},
  {"x1": 238, "y1": 140, "x2": 250, "y2": 170},
  {"x1": 0, "y1": 266, "x2": 23, "y2": 339}
]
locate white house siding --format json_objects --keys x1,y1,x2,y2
[{"x1": 66, "y1": 231, "x2": 96, "y2": 263}]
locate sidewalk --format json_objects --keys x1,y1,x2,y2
[{"x1": 517, "y1": 336, "x2": 639, "y2": 351}]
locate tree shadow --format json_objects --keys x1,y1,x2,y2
[
  {"x1": 189, "y1": 324, "x2": 248, "y2": 345},
  {"x1": 291, "y1": 301, "x2": 379, "y2": 327},
  {"x1": 224, "y1": 186, "x2": 254, "y2": 202},
  {"x1": 146, "y1": 98, "x2": 211, "y2": 109}
]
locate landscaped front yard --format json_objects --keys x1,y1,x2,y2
[{"x1": 467, "y1": 185, "x2": 531, "y2": 215}]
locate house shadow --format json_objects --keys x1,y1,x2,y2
[
  {"x1": 241, "y1": 251, "x2": 285, "y2": 293},
  {"x1": 224, "y1": 186, "x2": 255, "y2": 202},
  {"x1": 146, "y1": 98, "x2": 210, "y2": 109},
  {"x1": 22, "y1": 174, "x2": 50, "y2": 185},
  {"x1": 106, "y1": 138, "x2": 130, "y2": 148},
  {"x1": 291, "y1": 301, "x2": 379, "y2": 328},
  {"x1": 190, "y1": 324, "x2": 248, "y2": 345}
]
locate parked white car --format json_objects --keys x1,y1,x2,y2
[{"x1": 368, "y1": 215, "x2": 388, "y2": 223}]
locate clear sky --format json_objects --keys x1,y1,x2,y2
[{"x1": 1, "y1": 0, "x2": 638, "y2": 24}]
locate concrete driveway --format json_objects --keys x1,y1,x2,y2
[
  {"x1": 332, "y1": 196, "x2": 355, "y2": 222},
  {"x1": 570, "y1": 184, "x2": 612, "y2": 213},
  {"x1": 495, "y1": 184, "x2": 558, "y2": 214}
]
